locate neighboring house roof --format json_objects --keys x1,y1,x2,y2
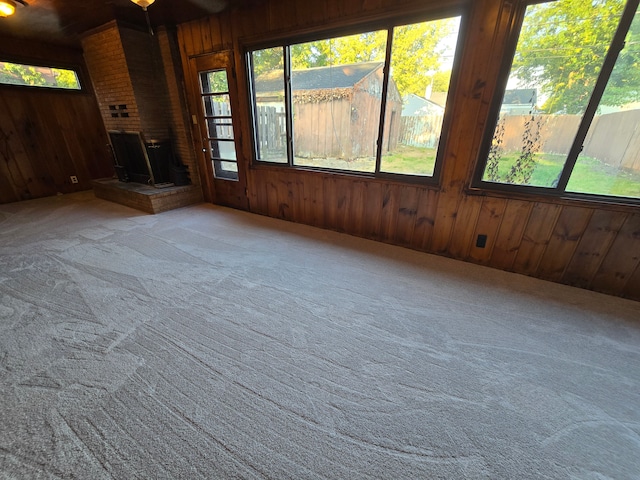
[
  {"x1": 503, "y1": 88, "x2": 537, "y2": 106},
  {"x1": 428, "y1": 92, "x2": 448, "y2": 109},
  {"x1": 255, "y1": 62, "x2": 384, "y2": 93},
  {"x1": 402, "y1": 93, "x2": 445, "y2": 116}
]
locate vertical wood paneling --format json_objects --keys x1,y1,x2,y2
[
  {"x1": 430, "y1": 197, "x2": 457, "y2": 254},
  {"x1": 411, "y1": 189, "x2": 438, "y2": 251},
  {"x1": 0, "y1": 89, "x2": 110, "y2": 204},
  {"x1": 379, "y1": 183, "x2": 399, "y2": 243},
  {"x1": 235, "y1": 4, "x2": 262, "y2": 39},
  {"x1": 489, "y1": 199, "x2": 532, "y2": 270},
  {"x1": 432, "y1": 0, "x2": 516, "y2": 254},
  {"x1": 591, "y1": 213, "x2": 640, "y2": 296},
  {"x1": 468, "y1": 197, "x2": 507, "y2": 264},
  {"x1": 322, "y1": 176, "x2": 338, "y2": 229},
  {"x1": 512, "y1": 202, "x2": 562, "y2": 275},
  {"x1": 3, "y1": 95, "x2": 55, "y2": 198},
  {"x1": 412, "y1": 188, "x2": 439, "y2": 251},
  {"x1": 299, "y1": 174, "x2": 324, "y2": 228},
  {"x1": 334, "y1": 177, "x2": 352, "y2": 233},
  {"x1": 347, "y1": 180, "x2": 366, "y2": 237},
  {"x1": 562, "y1": 210, "x2": 628, "y2": 289},
  {"x1": 0, "y1": 96, "x2": 31, "y2": 202},
  {"x1": 623, "y1": 263, "x2": 640, "y2": 301},
  {"x1": 177, "y1": 24, "x2": 194, "y2": 64},
  {"x1": 219, "y1": 11, "x2": 234, "y2": 50},
  {"x1": 362, "y1": 0, "x2": 384, "y2": 11},
  {"x1": 209, "y1": 16, "x2": 223, "y2": 50},
  {"x1": 176, "y1": 0, "x2": 640, "y2": 301},
  {"x1": 252, "y1": 174, "x2": 268, "y2": 215},
  {"x1": 448, "y1": 196, "x2": 483, "y2": 259},
  {"x1": 394, "y1": 185, "x2": 420, "y2": 247},
  {"x1": 200, "y1": 17, "x2": 213, "y2": 52},
  {"x1": 334, "y1": 0, "x2": 371, "y2": 18},
  {"x1": 278, "y1": 177, "x2": 294, "y2": 220},
  {"x1": 266, "y1": 174, "x2": 280, "y2": 218},
  {"x1": 537, "y1": 206, "x2": 594, "y2": 282},
  {"x1": 190, "y1": 20, "x2": 206, "y2": 56},
  {"x1": 269, "y1": 0, "x2": 298, "y2": 33},
  {"x1": 362, "y1": 181, "x2": 383, "y2": 240},
  {"x1": 33, "y1": 97, "x2": 74, "y2": 189},
  {"x1": 295, "y1": 0, "x2": 328, "y2": 26},
  {"x1": 54, "y1": 98, "x2": 91, "y2": 184}
]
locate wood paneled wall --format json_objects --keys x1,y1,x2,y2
[
  {"x1": 177, "y1": 0, "x2": 640, "y2": 301},
  {"x1": 0, "y1": 39, "x2": 113, "y2": 204}
]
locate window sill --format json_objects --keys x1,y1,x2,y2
[
  {"x1": 249, "y1": 161, "x2": 442, "y2": 188},
  {"x1": 465, "y1": 183, "x2": 640, "y2": 213}
]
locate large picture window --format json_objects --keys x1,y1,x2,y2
[
  {"x1": 247, "y1": 14, "x2": 462, "y2": 180},
  {"x1": 475, "y1": 0, "x2": 640, "y2": 202}
]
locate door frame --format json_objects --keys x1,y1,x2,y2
[{"x1": 188, "y1": 50, "x2": 249, "y2": 210}]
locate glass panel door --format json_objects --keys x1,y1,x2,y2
[
  {"x1": 199, "y1": 69, "x2": 239, "y2": 180},
  {"x1": 191, "y1": 51, "x2": 248, "y2": 210}
]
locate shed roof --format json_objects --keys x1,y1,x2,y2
[
  {"x1": 402, "y1": 93, "x2": 445, "y2": 116},
  {"x1": 503, "y1": 88, "x2": 537, "y2": 105},
  {"x1": 255, "y1": 62, "x2": 383, "y2": 93}
]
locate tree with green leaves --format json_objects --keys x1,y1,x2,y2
[
  {"x1": 252, "y1": 18, "x2": 459, "y2": 99},
  {"x1": 52, "y1": 68, "x2": 80, "y2": 89},
  {"x1": 251, "y1": 47, "x2": 284, "y2": 78},
  {"x1": 0, "y1": 62, "x2": 80, "y2": 89},
  {"x1": 388, "y1": 21, "x2": 455, "y2": 98},
  {"x1": 513, "y1": 0, "x2": 640, "y2": 113},
  {"x1": 0, "y1": 62, "x2": 47, "y2": 86}
]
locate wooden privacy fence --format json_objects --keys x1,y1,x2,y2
[
  {"x1": 399, "y1": 114, "x2": 444, "y2": 149},
  {"x1": 209, "y1": 102, "x2": 234, "y2": 139},
  {"x1": 500, "y1": 110, "x2": 640, "y2": 172},
  {"x1": 256, "y1": 106, "x2": 286, "y2": 156}
]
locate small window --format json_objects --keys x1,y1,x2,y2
[
  {"x1": 247, "y1": 14, "x2": 462, "y2": 181},
  {"x1": 0, "y1": 61, "x2": 81, "y2": 90},
  {"x1": 475, "y1": 0, "x2": 640, "y2": 202}
]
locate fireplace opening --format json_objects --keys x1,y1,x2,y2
[{"x1": 108, "y1": 131, "x2": 189, "y2": 187}]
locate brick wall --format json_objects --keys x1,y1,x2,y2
[
  {"x1": 120, "y1": 26, "x2": 172, "y2": 141},
  {"x1": 82, "y1": 21, "x2": 200, "y2": 186},
  {"x1": 156, "y1": 27, "x2": 199, "y2": 185},
  {"x1": 82, "y1": 22, "x2": 140, "y2": 133}
]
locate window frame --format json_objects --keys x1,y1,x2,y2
[
  {"x1": 471, "y1": 0, "x2": 640, "y2": 205},
  {"x1": 243, "y1": 9, "x2": 467, "y2": 186}
]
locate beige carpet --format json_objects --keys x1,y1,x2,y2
[{"x1": 1, "y1": 191, "x2": 639, "y2": 479}]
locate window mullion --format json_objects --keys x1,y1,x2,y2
[
  {"x1": 246, "y1": 52, "x2": 260, "y2": 161},
  {"x1": 374, "y1": 28, "x2": 395, "y2": 174},
  {"x1": 284, "y1": 45, "x2": 294, "y2": 167},
  {"x1": 556, "y1": 0, "x2": 640, "y2": 192}
]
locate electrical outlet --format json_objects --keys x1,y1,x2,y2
[
  {"x1": 476, "y1": 234, "x2": 487, "y2": 248},
  {"x1": 70, "y1": 176, "x2": 78, "y2": 184}
]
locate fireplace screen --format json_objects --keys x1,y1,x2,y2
[{"x1": 108, "y1": 132, "x2": 173, "y2": 186}]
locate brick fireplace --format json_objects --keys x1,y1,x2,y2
[{"x1": 82, "y1": 20, "x2": 202, "y2": 213}]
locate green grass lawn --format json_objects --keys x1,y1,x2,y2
[
  {"x1": 485, "y1": 152, "x2": 640, "y2": 198},
  {"x1": 292, "y1": 145, "x2": 640, "y2": 199},
  {"x1": 293, "y1": 145, "x2": 437, "y2": 175},
  {"x1": 380, "y1": 145, "x2": 437, "y2": 175}
]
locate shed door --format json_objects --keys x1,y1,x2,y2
[{"x1": 191, "y1": 51, "x2": 248, "y2": 210}]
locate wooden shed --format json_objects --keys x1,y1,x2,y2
[{"x1": 255, "y1": 62, "x2": 402, "y2": 160}]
